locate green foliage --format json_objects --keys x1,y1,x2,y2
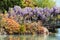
[
  {"x1": 21, "y1": 0, "x2": 55, "y2": 8},
  {"x1": 7, "y1": 0, "x2": 22, "y2": 7},
  {"x1": 32, "y1": 0, "x2": 56, "y2": 8},
  {"x1": 20, "y1": 24, "x2": 26, "y2": 33},
  {"x1": 0, "y1": 14, "x2": 3, "y2": 27},
  {"x1": 0, "y1": 15, "x2": 6, "y2": 28},
  {"x1": 21, "y1": 0, "x2": 35, "y2": 7},
  {"x1": 0, "y1": 0, "x2": 56, "y2": 12},
  {"x1": 58, "y1": 15, "x2": 60, "y2": 19},
  {"x1": 0, "y1": 0, "x2": 7, "y2": 13},
  {"x1": 0, "y1": 0, "x2": 22, "y2": 12}
]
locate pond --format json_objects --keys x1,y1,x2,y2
[{"x1": 0, "y1": 28, "x2": 60, "y2": 40}]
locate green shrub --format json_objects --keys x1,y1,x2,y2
[{"x1": 20, "y1": 24, "x2": 26, "y2": 33}]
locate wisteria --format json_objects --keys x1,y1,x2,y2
[{"x1": 7, "y1": 6, "x2": 60, "y2": 24}]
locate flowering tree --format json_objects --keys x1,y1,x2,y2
[{"x1": 21, "y1": 0, "x2": 55, "y2": 8}]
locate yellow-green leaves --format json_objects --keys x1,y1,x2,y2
[{"x1": 32, "y1": 0, "x2": 55, "y2": 8}]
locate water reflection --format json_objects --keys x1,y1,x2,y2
[
  {"x1": 0, "y1": 35, "x2": 49, "y2": 40},
  {"x1": 0, "y1": 34, "x2": 57, "y2": 40},
  {"x1": 0, "y1": 28, "x2": 60, "y2": 40}
]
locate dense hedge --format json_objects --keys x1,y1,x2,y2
[
  {"x1": 0, "y1": 0, "x2": 22, "y2": 12},
  {"x1": 0, "y1": 0, "x2": 55, "y2": 12}
]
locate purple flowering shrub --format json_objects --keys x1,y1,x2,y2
[{"x1": 7, "y1": 6, "x2": 60, "y2": 24}]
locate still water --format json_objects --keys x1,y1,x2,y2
[{"x1": 0, "y1": 28, "x2": 60, "y2": 40}]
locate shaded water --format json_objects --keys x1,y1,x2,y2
[{"x1": 0, "y1": 28, "x2": 60, "y2": 40}]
